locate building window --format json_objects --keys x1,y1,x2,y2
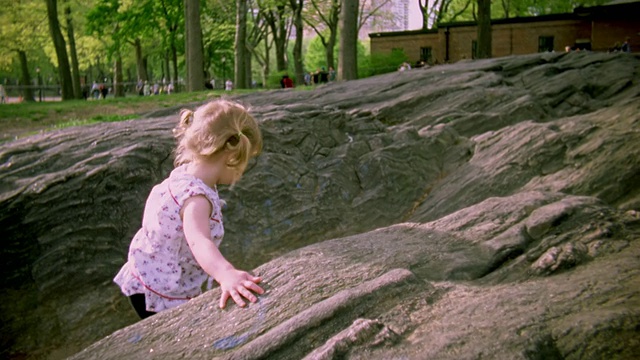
[
  {"x1": 538, "y1": 36, "x2": 554, "y2": 52},
  {"x1": 575, "y1": 39, "x2": 592, "y2": 51},
  {"x1": 421, "y1": 47, "x2": 432, "y2": 63},
  {"x1": 472, "y1": 40, "x2": 478, "y2": 59}
]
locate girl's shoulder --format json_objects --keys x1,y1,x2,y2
[{"x1": 168, "y1": 165, "x2": 220, "y2": 206}]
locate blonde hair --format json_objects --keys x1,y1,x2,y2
[{"x1": 173, "y1": 99, "x2": 263, "y2": 169}]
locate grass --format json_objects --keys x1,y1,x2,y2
[{"x1": 0, "y1": 89, "x2": 259, "y2": 143}]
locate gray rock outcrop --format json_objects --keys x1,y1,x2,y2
[{"x1": 1, "y1": 51, "x2": 639, "y2": 359}]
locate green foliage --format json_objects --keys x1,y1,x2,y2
[
  {"x1": 363, "y1": 48, "x2": 408, "y2": 77},
  {"x1": 303, "y1": 34, "x2": 336, "y2": 73},
  {"x1": 494, "y1": 0, "x2": 610, "y2": 18},
  {"x1": 356, "y1": 41, "x2": 370, "y2": 79},
  {"x1": 202, "y1": 20, "x2": 235, "y2": 79},
  {"x1": 431, "y1": 0, "x2": 612, "y2": 24},
  {"x1": 523, "y1": 0, "x2": 607, "y2": 16},
  {"x1": 0, "y1": 0, "x2": 48, "y2": 73}
]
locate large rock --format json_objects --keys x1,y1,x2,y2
[{"x1": 1, "y1": 51, "x2": 639, "y2": 359}]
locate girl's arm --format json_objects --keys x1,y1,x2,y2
[{"x1": 182, "y1": 195, "x2": 264, "y2": 309}]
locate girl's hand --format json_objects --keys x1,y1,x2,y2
[
  {"x1": 218, "y1": 269, "x2": 264, "y2": 309},
  {"x1": 181, "y1": 196, "x2": 264, "y2": 309}
]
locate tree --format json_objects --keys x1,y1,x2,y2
[
  {"x1": 497, "y1": 0, "x2": 608, "y2": 18},
  {"x1": 338, "y1": 0, "x2": 357, "y2": 81},
  {"x1": 87, "y1": 0, "x2": 133, "y2": 98},
  {"x1": 0, "y1": 0, "x2": 46, "y2": 102},
  {"x1": 289, "y1": 0, "x2": 305, "y2": 85},
  {"x1": 184, "y1": 0, "x2": 204, "y2": 91},
  {"x1": 113, "y1": 47, "x2": 125, "y2": 97},
  {"x1": 476, "y1": 0, "x2": 491, "y2": 59},
  {"x1": 246, "y1": 1, "x2": 272, "y2": 86},
  {"x1": 262, "y1": 0, "x2": 292, "y2": 72},
  {"x1": 45, "y1": 0, "x2": 74, "y2": 100},
  {"x1": 235, "y1": 0, "x2": 250, "y2": 89},
  {"x1": 303, "y1": 0, "x2": 340, "y2": 70},
  {"x1": 357, "y1": 0, "x2": 396, "y2": 33},
  {"x1": 419, "y1": 0, "x2": 472, "y2": 29},
  {"x1": 201, "y1": 1, "x2": 235, "y2": 85},
  {"x1": 122, "y1": 1, "x2": 159, "y2": 84},
  {"x1": 156, "y1": 0, "x2": 184, "y2": 87},
  {"x1": 64, "y1": 2, "x2": 82, "y2": 99}
]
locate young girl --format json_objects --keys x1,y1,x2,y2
[{"x1": 114, "y1": 99, "x2": 264, "y2": 319}]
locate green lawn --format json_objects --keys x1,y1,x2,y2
[{"x1": 0, "y1": 89, "x2": 259, "y2": 142}]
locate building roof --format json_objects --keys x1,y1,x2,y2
[{"x1": 368, "y1": 0, "x2": 640, "y2": 38}]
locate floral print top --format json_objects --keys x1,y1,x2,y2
[{"x1": 114, "y1": 164, "x2": 223, "y2": 312}]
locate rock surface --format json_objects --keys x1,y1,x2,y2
[{"x1": 1, "y1": 51, "x2": 639, "y2": 359}]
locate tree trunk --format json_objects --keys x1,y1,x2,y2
[
  {"x1": 114, "y1": 54, "x2": 124, "y2": 97},
  {"x1": 476, "y1": 0, "x2": 492, "y2": 59},
  {"x1": 17, "y1": 50, "x2": 35, "y2": 102},
  {"x1": 164, "y1": 51, "x2": 171, "y2": 84},
  {"x1": 419, "y1": 0, "x2": 428, "y2": 29},
  {"x1": 274, "y1": 35, "x2": 287, "y2": 72},
  {"x1": 265, "y1": 4, "x2": 289, "y2": 72},
  {"x1": 338, "y1": 0, "x2": 358, "y2": 81},
  {"x1": 45, "y1": 0, "x2": 74, "y2": 100},
  {"x1": 64, "y1": 4, "x2": 82, "y2": 99},
  {"x1": 325, "y1": 2, "x2": 340, "y2": 70},
  {"x1": 263, "y1": 37, "x2": 271, "y2": 87},
  {"x1": 171, "y1": 44, "x2": 179, "y2": 91},
  {"x1": 306, "y1": 0, "x2": 340, "y2": 72},
  {"x1": 290, "y1": 0, "x2": 304, "y2": 85},
  {"x1": 184, "y1": 0, "x2": 204, "y2": 92},
  {"x1": 134, "y1": 38, "x2": 149, "y2": 82},
  {"x1": 235, "y1": 0, "x2": 248, "y2": 89}
]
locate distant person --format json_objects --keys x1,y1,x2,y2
[
  {"x1": 319, "y1": 67, "x2": 328, "y2": 83},
  {"x1": 99, "y1": 83, "x2": 108, "y2": 99},
  {"x1": 91, "y1": 81, "x2": 100, "y2": 99},
  {"x1": 0, "y1": 84, "x2": 6, "y2": 104},
  {"x1": 328, "y1": 67, "x2": 336, "y2": 81},
  {"x1": 281, "y1": 75, "x2": 293, "y2": 88},
  {"x1": 304, "y1": 72, "x2": 311, "y2": 86},
  {"x1": 143, "y1": 81, "x2": 151, "y2": 96},
  {"x1": 113, "y1": 99, "x2": 265, "y2": 318},
  {"x1": 82, "y1": 84, "x2": 89, "y2": 100},
  {"x1": 225, "y1": 79, "x2": 233, "y2": 91},
  {"x1": 167, "y1": 82, "x2": 174, "y2": 94},
  {"x1": 136, "y1": 79, "x2": 143, "y2": 95},
  {"x1": 621, "y1": 37, "x2": 631, "y2": 53}
]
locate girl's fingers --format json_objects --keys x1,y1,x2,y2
[
  {"x1": 237, "y1": 286, "x2": 257, "y2": 303},
  {"x1": 230, "y1": 290, "x2": 246, "y2": 307},
  {"x1": 244, "y1": 281, "x2": 265, "y2": 295},
  {"x1": 220, "y1": 291, "x2": 230, "y2": 309}
]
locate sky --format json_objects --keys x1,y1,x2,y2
[{"x1": 408, "y1": 1, "x2": 424, "y2": 30}]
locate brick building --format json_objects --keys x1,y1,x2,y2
[{"x1": 369, "y1": 0, "x2": 639, "y2": 65}]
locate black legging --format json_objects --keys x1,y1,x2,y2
[{"x1": 129, "y1": 294, "x2": 156, "y2": 319}]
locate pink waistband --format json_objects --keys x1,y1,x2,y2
[{"x1": 132, "y1": 272, "x2": 192, "y2": 301}]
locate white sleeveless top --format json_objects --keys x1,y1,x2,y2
[{"x1": 114, "y1": 164, "x2": 224, "y2": 312}]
